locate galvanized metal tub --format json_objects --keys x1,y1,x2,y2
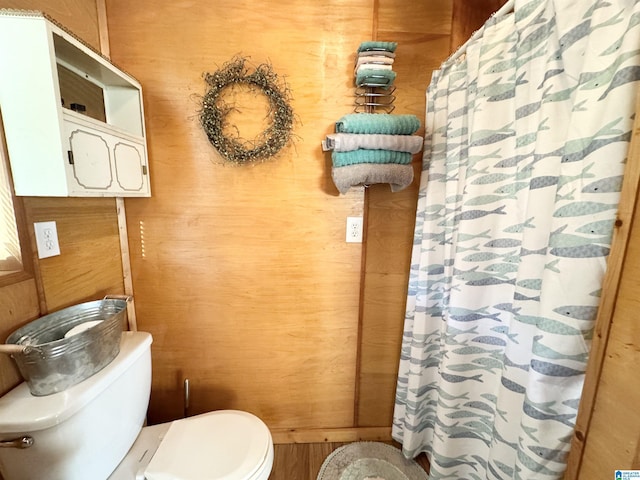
[{"x1": 4, "y1": 296, "x2": 129, "y2": 396}]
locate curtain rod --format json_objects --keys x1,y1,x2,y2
[{"x1": 445, "y1": 0, "x2": 516, "y2": 66}]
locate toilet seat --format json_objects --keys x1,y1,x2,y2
[{"x1": 143, "y1": 410, "x2": 273, "y2": 480}]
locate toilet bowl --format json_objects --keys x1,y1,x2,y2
[
  {"x1": 0, "y1": 331, "x2": 274, "y2": 480},
  {"x1": 110, "y1": 410, "x2": 274, "y2": 480}
]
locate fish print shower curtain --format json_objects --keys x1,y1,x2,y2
[{"x1": 392, "y1": 0, "x2": 640, "y2": 479}]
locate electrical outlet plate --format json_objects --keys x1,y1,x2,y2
[
  {"x1": 346, "y1": 216, "x2": 363, "y2": 243},
  {"x1": 34, "y1": 221, "x2": 61, "y2": 259}
]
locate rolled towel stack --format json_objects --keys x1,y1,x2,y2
[
  {"x1": 335, "y1": 113, "x2": 419, "y2": 134},
  {"x1": 322, "y1": 42, "x2": 423, "y2": 194},
  {"x1": 324, "y1": 113, "x2": 423, "y2": 194},
  {"x1": 355, "y1": 41, "x2": 397, "y2": 89}
]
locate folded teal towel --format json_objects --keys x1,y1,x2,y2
[
  {"x1": 355, "y1": 69, "x2": 396, "y2": 88},
  {"x1": 335, "y1": 113, "x2": 421, "y2": 135},
  {"x1": 332, "y1": 149, "x2": 413, "y2": 167},
  {"x1": 358, "y1": 41, "x2": 398, "y2": 53}
]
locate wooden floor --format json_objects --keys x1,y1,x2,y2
[{"x1": 268, "y1": 442, "x2": 430, "y2": 480}]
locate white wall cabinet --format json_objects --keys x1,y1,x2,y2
[{"x1": 0, "y1": 10, "x2": 151, "y2": 197}]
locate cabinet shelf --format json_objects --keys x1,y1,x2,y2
[{"x1": 0, "y1": 9, "x2": 150, "y2": 197}]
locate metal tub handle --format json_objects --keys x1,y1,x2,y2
[
  {"x1": 0, "y1": 344, "x2": 27, "y2": 355},
  {"x1": 0, "y1": 344, "x2": 38, "y2": 355}
]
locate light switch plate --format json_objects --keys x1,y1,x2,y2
[{"x1": 34, "y1": 221, "x2": 61, "y2": 259}]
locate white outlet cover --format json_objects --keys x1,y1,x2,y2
[
  {"x1": 34, "y1": 221, "x2": 61, "y2": 259},
  {"x1": 346, "y1": 216, "x2": 363, "y2": 243}
]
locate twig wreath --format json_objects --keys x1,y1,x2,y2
[{"x1": 200, "y1": 56, "x2": 294, "y2": 164}]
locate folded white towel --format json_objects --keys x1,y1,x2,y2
[
  {"x1": 355, "y1": 63, "x2": 393, "y2": 74},
  {"x1": 323, "y1": 133, "x2": 424, "y2": 153},
  {"x1": 355, "y1": 55, "x2": 395, "y2": 68}
]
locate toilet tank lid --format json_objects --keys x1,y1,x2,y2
[{"x1": 0, "y1": 331, "x2": 152, "y2": 433}]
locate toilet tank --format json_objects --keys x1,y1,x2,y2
[{"x1": 0, "y1": 331, "x2": 152, "y2": 480}]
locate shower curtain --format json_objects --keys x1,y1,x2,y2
[{"x1": 392, "y1": 1, "x2": 640, "y2": 479}]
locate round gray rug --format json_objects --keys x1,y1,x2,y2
[{"x1": 317, "y1": 442, "x2": 429, "y2": 480}]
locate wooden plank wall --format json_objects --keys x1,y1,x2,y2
[
  {"x1": 0, "y1": 0, "x2": 125, "y2": 398},
  {"x1": 0, "y1": 0, "x2": 460, "y2": 439},
  {"x1": 0, "y1": 279, "x2": 39, "y2": 394},
  {"x1": 564, "y1": 88, "x2": 640, "y2": 478},
  {"x1": 358, "y1": 0, "x2": 505, "y2": 427},
  {"x1": 0, "y1": 0, "x2": 101, "y2": 49},
  {"x1": 578, "y1": 177, "x2": 640, "y2": 475},
  {"x1": 449, "y1": 0, "x2": 506, "y2": 52},
  {"x1": 357, "y1": 0, "x2": 452, "y2": 426},
  {"x1": 106, "y1": 0, "x2": 371, "y2": 431},
  {"x1": 104, "y1": 0, "x2": 456, "y2": 433},
  {"x1": 4, "y1": 1, "x2": 639, "y2": 473}
]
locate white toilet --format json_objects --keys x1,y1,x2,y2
[{"x1": 0, "y1": 331, "x2": 274, "y2": 480}]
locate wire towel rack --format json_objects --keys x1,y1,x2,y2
[{"x1": 354, "y1": 45, "x2": 397, "y2": 113}]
